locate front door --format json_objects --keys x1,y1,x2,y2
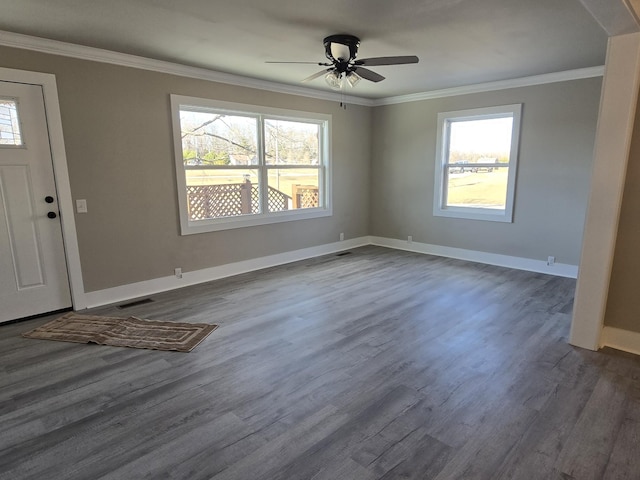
[{"x1": 0, "y1": 81, "x2": 71, "y2": 323}]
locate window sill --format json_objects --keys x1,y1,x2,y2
[
  {"x1": 433, "y1": 206, "x2": 513, "y2": 223},
  {"x1": 180, "y1": 207, "x2": 333, "y2": 235}
]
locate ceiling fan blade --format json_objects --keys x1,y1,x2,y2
[
  {"x1": 266, "y1": 61, "x2": 332, "y2": 65},
  {"x1": 354, "y1": 55, "x2": 419, "y2": 66},
  {"x1": 354, "y1": 67, "x2": 385, "y2": 83},
  {"x1": 301, "y1": 68, "x2": 332, "y2": 83}
]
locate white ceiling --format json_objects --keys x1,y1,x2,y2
[{"x1": 0, "y1": 0, "x2": 636, "y2": 99}]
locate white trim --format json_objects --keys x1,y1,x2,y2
[
  {"x1": 625, "y1": 0, "x2": 640, "y2": 27},
  {"x1": 373, "y1": 67, "x2": 605, "y2": 106},
  {"x1": 0, "y1": 30, "x2": 373, "y2": 108},
  {"x1": 601, "y1": 326, "x2": 640, "y2": 356},
  {"x1": 579, "y1": 0, "x2": 640, "y2": 36},
  {"x1": 0, "y1": 30, "x2": 603, "y2": 106},
  {"x1": 178, "y1": 208, "x2": 333, "y2": 234},
  {"x1": 82, "y1": 237, "x2": 370, "y2": 308},
  {"x1": 370, "y1": 236, "x2": 579, "y2": 278},
  {"x1": 570, "y1": 33, "x2": 640, "y2": 351},
  {"x1": 0, "y1": 66, "x2": 87, "y2": 309}
]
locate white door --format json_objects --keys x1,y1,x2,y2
[{"x1": 0, "y1": 81, "x2": 71, "y2": 323}]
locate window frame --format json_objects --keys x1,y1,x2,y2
[
  {"x1": 433, "y1": 104, "x2": 522, "y2": 223},
  {"x1": 170, "y1": 95, "x2": 332, "y2": 235}
]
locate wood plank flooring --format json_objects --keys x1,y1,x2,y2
[{"x1": 2, "y1": 246, "x2": 640, "y2": 479}]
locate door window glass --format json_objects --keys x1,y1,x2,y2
[{"x1": 0, "y1": 98, "x2": 23, "y2": 146}]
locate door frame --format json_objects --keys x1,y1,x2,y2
[
  {"x1": 570, "y1": 33, "x2": 640, "y2": 351},
  {"x1": 0, "y1": 66, "x2": 86, "y2": 311}
]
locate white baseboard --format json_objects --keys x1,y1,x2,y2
[
  {"x1": 600, "y1": 326, "x2": 640, "y2": 356},
  {"x1": 81, "y1": 235, "x2": 578, "y2": 309},
  {"x1": 83, "y1": 237, "x2": 369, "y2": 308},
  {"x1": 370, "y1": 236, "x2": 579, "y2": 278}
]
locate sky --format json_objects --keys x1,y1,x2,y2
[{"x1": 449, "y1": 116, "x2": 513, "y2": 154}]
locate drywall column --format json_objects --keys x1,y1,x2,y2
[{"x1": 570, "y1": 32, "x2": 640, "y2": 350}]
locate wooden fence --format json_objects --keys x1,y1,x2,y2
[{"x1": 186, "y1": 181, "x2": 318, "y2": 220}]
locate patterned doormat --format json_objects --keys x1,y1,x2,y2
[{"x1": 22, "y1": 312, "x2": 218, "y2": 352}]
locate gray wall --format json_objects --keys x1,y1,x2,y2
[
  {"x1": 605, "y1": 84, "x2": 640, "y2": 333},
  {"x1": 370, "y1": 78, "x2": 602, "y2": 265},
  {"x1": 0, "y1": 45, "x2": 603, "y2": 296},
  {"x1": 0, "y1": 46, "x2": 372, "y2": 292}
]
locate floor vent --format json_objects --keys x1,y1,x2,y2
[
  {"x1": 336, "y1": 251, "x2": 352, "y2": 257},
  {"x1": 117, "y1": 298, "x2": 154, "y2": 309}
]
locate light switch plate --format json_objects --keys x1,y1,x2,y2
[{"x1": 76, "y1": 199, "x2": 87, "y2": 213}]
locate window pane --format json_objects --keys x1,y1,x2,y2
[
  {"x1": 0, "y1": 98, "x2": 22, "y2": 146},
  {"x1": 446, "y1": 166, "x2": 509, "y2": 209},
  {"x1": 434, "y1": 104, "x2": 520, "y2": 222},
  {"x1": 185, "y1": 169, "x2": 260, "y2": 220},
  {"x1": 267, "y1": 168, "x2": 319, "y2": 212},
  {"x1": 445, "y1": 114, "x2": 514, "y2": 211},
  {"x1": 172, "y1": 95, "x2": 331, "y2": 233},
  {"x1": 264, "y1": 119, "x2": 319, "y2": 165},
  {"x1": 447, "y1": 116, "x2": 513, "y2": 167},
  {"x1": 180, "y1": 110, "x2": 258, "y2": 166}
]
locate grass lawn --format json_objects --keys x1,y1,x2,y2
[{"x1": 447, "y1": 169, "x2": 508, "y2": 207}]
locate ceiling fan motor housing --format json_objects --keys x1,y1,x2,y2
[{"x1": 323, "y1": 34, "x2": 360, "y2": 65}]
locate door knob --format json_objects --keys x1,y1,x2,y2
[
  {"x1": 45, "y1": 196, "x2": 54, "y2": 203},
  {"x1": 47, "y1": 212, "x2": 57, "y2": 219}
]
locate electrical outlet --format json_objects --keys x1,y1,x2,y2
[
  {"x1": 547, "y1": 256, "x2": 555, "y2": 266},
  {"x1": 340, "y1": 232, "x2": 344, "y2": 241},
  {"x1": 174, "y1": 267, "x2": 182, "y2": 279},
  {"x1": 408, "y1": 235, "x2": 413, "y2": 243}
]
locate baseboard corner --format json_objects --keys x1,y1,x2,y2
[{"x1": 600, "y1": 326, "x2": 640, "y2": 356}]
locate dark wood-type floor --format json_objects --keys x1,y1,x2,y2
[{"x1": 2, "y1": 246, "x2": 640, "y2": 479}]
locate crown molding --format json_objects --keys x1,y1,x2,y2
[
  {"x1": 0, "y1": 30, "x2": 604, "y2": 108},
  {"x1": 579, "y1": 0, "x2": 640, "y2": 36},
  {"x1": 625, "y1": 0, "x2": 640, "y2": 26},
  {"x1": 0, "y1": 30, "x2": 375, "y2": 107},
  {"x1": 372, "y1": 66, "x2": 605, "y2": 106}
]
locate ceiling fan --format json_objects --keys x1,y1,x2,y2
[{"x1": 267, "y1": 34, "x2": 419, "y2": 90}]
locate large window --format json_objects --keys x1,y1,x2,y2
[
  {"x1": 171, "y1": 96, "x2": 331, "y2": 234},
  {"x1": 433, "y1": 104, "x2": 521, "y2": 222}
]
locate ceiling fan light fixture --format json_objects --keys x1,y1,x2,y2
[
  {"x1": 330, "y1": 43, "x2": 351, "y2": 62},
  {"x1": 324, "y1": 70, "x2": 343, "y2": 90},
  {"x1": 346, "y1": 71, "x2": 361, "y2": 87}
]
